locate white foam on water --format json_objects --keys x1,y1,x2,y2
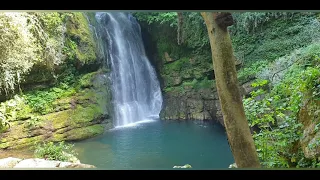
[{"x1": 111, "y1": 119, "x2": 157, "y2": 130}]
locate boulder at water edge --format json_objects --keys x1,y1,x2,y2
[{"x1": 0, "y1": 157, "x2": 95, "y2": 168}]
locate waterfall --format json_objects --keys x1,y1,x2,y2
[{"x1": 95, "y1": 12, "x2": 163, "y2": 127}]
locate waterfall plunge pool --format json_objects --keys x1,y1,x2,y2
[
  {"x1": 76, "y1": 13, "x2": 234, "y2": 170},
  {"x1": 74, "y1": 120, "x2": 234, "y2": 169}
]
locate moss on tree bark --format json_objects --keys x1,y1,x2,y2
[{"x1": 201, "y1": 12, "x2": 261, "y2": 168}]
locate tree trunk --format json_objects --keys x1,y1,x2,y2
[
  {"x1": 177, "y1": 12, "x2": 184, "y2": 45},
  {"x1": 200, "y1": 12, "x2": 261, "y2": 168}
]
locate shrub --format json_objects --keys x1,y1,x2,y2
[{"x1": 34, "y1": 141, "x2": 78, "y2": 162}]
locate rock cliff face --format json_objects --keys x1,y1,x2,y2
[
  {"x1": 0, "y1": 71, "x2": 112, "y2": 150},
  {"x1": 139, "y1": 19, "x2": 251, "y2": 127},
  {"x1": 160, "y1": 88, "x2": 222, "y2": 124},
  {"x1": 159, "y1": 78, "x2": 254, "y2": 126},
  {"x1": 139, "y1": 22, "x2": 219, "y2": 124}
]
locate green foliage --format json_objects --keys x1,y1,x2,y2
[
  {"x1": 243, "y1": 43, "x2": 320, "y2": 168},
  {"x1": 163, "y1": 57, "x2": 191, "y2": 72},
  {"x1": 133, "y1": 12, "x2": 177, "y2": 27},
  {"x1": 194, "y1": 78, "x2": 215, "y2": 89},
  {"x1": 162, "y1": 54, "x2": 213, "y2": 91},
  {"x1": 34, "y1": 141, "x2": 78, "y2": 162},
  {"x1": 0, "y1": 12, "x2": 42, "y2": 95},
  {"x1": 181, "y1": 78, "x2": 215, "y2": 90},
  {"x1": 0, "y1": 94, "x2": 34, "y2": 133},
  {"x1": 164, "y1": 78, "x2": 215, "y2": 93},
  {"x1": 137, "y1": 12, "x2": 320, "y2": 168},
  {"x1": 64, "y1": 12, "x2": 97, "y2": 64},
  {"x1": 134, "y1": 12, "x2": 208, "y2": 51},
  {"x1": 231, "y1": 12, "x2": 320, "y2": 71},
  {"x1": 78, "y1": 71, "x2": 98, "y2": 88},
  {"x1": 14, "y1": 12, "x2": 101, "y2": 115},
  {"x1": 24, "y1": 81, "x2": 77, "y2": 115},
  {"x1": 0, "y1": 95, "x2": 32, "y2": 121},
  {"x1": 23, "y1": 68, "x2": 78, "y2": 115},
  {"x1": 231, "y1": 12, "x2": 300, "y2": 34},
  {"x1": 298, "y1": 43, "x2": 320, "y2": 67},
  {"x1": 134, "y1": 12, "x2": 194, "y2": 61},
  {"x1": 23, "y1": 69, "x2": 100, "y2": 115},
  {"x1": 29, "y1": 12, "x2": 67, "y2": 71},
  {"x1": 0, "y1": 12, "x2": 99, "y2": 95},
  {"x1": 26, "y1": 115, "x2": 41, "y2": 128},
  {"x1": 156, "y1": 37, "x2": 187, "y2": 60},
  {"x1": 136, "y1": 12, "x2": 320, "y2": 86},
  {"x1": 251, "y1": 79, "x2": 269, "y2": 88},
  {"x1": 181, "y1": 12, "x2": 209, "y2": 50},
  {"x1": 237, "y1": 61, "x2": 269, "y2": 84},
  {"x1": 164, "y1": 87, "x2": 174, "y2": 92},
  {"x1": 34, "y1": 12, "x2": 65, "y2": 35},
  {"x1": 135, "y1": 12, "x2": 213, "y2": 94},
  {"x1": 0, "y1": 112, "x2": 9, "y2": 133}
]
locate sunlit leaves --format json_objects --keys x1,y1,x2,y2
[
  {"x1": 243, "y1": 43, "x2": 320, "y2": 167},
  {"x1": 133, "y1": 12, "x2": 177, "y2": 27},
  {"x1": 0, "y1": 12, "x2": 41, "y2": 95},
  {"x1": 0, "y1": 12, "x2": 67, "y2": 95},
  {"x1": 231, "y1": 12, "x2": 304, "y2": 34},
  {"x1": 34, "y1": 141, "x2": 78, "y2": 162}
]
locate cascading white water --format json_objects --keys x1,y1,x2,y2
[{"x1": 95, "y1": 12, "x2": 163, "y2": 127}]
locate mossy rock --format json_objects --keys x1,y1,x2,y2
[
  {"x1": 58, "y1": 125, "x2": 104, "y2": 141},
  {"x1": 0, "y1": 70, "x2": 112, "y2": 150},
  {"x1": 65, "y1": 12, "x2": 98, "y2": 65},
  {"x1": 21, "y1": 64, "x2": 56, "y2": 89},
  {"x1": 0, "y1": 135, "x2": 46, "y2": 150},
  {"x1": 78, "y1": 71, "x2": 101, "y2": 88}
]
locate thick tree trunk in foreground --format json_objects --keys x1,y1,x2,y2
[{"x1": 200, "y1": 12, "x2": 261, "y2": 168}]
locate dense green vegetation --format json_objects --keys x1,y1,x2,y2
[
  {"x1": 231, "y1": 13, "x2": 320, "y2": 167},
  {"x1": 23, "y1": 70, "x2": 105, "y2": 115},
  {"x1": 134, "y1": 12, "x2": 320, "y2": 168},
  {"x1": 243, "y1": 43, "x2": 320, "y2": 167},
  {"x1": 0, "y1": 12, "x2": 99, "y2": 96},
  {"x1": 33, "y1": 141, "x2": 78, "y2": 162},
  {"x1": 1, "y1": 11, "x2": 320, "y2": 168},
  {"x1": 134, "y1": 12, "x2": 213, "y2": 93},
  {"x1": 0, "y1": 12, "x2": 109, "y2": 149},
  {"x1": 231, "y1": 12, "x2": 320, "y2": 82}
]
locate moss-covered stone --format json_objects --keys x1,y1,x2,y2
[
  {"x1": 65, "y1": 12, "x2": 97, "y2": 65},
  {"x1": 21, "y1": 63, "x2": 56, "y2": 87},
  {"x1": 43, "y1": 103, "x2": 105, "y2": 129},
  {"x1": 62, "y1": 125, "x2": 104, "y2": 141},
  {"x1": 139, "y1": 20, "x2": 222, "y2": 123},
  {"x1": 78, "y1": 71, "x2": 100, "y2": 88},
  {"x1": 50, "y1": 124, "x2": 104, "y2": 142},
  {"x1": 0, "y1": 70, "x2": 112, "y2": 150},
  {"x1": 0, "y1": 11, "x2": 113, "y2": 151},
  {"x1": 0, "y1": 135, "x2": 46, "y2": 150}
]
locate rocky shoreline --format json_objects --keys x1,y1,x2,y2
[{"x1": 0, "y1": 157, "x2": 95, "y2": 169}]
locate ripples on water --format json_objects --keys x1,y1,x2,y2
[{"x1": 74, "y1": 120, "x2": 234, "y2": 170}]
